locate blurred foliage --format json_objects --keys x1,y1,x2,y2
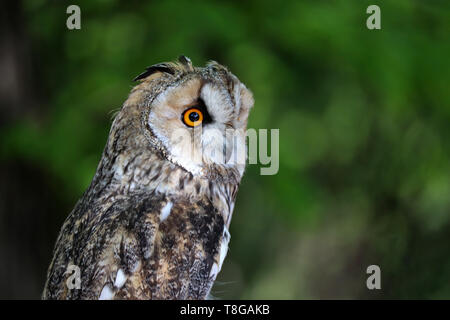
[{"x1": 1, "y1": 0, "x2": 449, "y2": 299}]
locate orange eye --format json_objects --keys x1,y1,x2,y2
[{"x1": 182, "y1": 108, "x2": 203, "y2": 127}]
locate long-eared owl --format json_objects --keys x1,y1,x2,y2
[{"x1": 42, "y1": 56, "x2": 254, "y2": 299}]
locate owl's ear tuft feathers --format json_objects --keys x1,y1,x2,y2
[
  {"x1": 178, "y1": 55, "x2": 194, "y2": 70},
  {"x1": 133, "y1": 56, "x2": 194, "y2": 82},
  {"x1": 133, "y1": 63, "x2": 175, "y2": 82}
]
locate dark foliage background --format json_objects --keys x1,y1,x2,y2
[{"x1": 0, "y1": 0, "x2": 449, "y2": 299}]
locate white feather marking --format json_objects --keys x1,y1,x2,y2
[
  {"x1": 218, "y1": 226, "x2": 231, "y2": 271},
  {"x1": 160, "y1": 201, "x2": 173, "y2": 222},
  {"x1": 209, "y1": 263, "x2": 219, "y2": 278},
  {"x1": 201, "y1": 83, "x2": 234, "y2": 121},
  {"x1": 99, "y1": 285, "x2": 114, "y2": 300},
  {"x1": 114, "y1": 269, "x2": 127, "y2": 289},
  {"x1": 229, "y1": 202, "x2": 235, "y2": 220}
]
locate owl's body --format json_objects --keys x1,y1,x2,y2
[{"x1": 42, "y1": 57, "x2": 253, "y2": 299}]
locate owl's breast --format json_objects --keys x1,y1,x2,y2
[{"x1": 136, "y1": 197, "x2": 226, "y2": 299}]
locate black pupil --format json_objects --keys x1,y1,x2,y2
[{"x1": 189, "y1": 111, "x2": 200, "y2": 122}]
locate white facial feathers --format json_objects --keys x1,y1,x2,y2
[
  {"x1": 146, "y1": 74, "x2": 253, "y2": 176},
  {"x1": 200, "y1": 82, "x2": 234, "y2": 123}
]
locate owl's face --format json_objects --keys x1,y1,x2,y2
[{"x1": 133, "y1": 58, "x2": 254, "y2": 177}]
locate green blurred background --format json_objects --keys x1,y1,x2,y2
[{"x1": 1, "y1": 0, "x2": 449, "y2": 299}]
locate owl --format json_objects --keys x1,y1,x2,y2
[{"x1": 42, "y1": 56, "x2": 254, "y2": 300}]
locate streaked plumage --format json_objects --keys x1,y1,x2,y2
[{"x1": 42, "y1": 56, "x2": 254, "y2": 299}]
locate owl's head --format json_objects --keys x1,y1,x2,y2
[{"x1": 120, "y1": 56, "x2": 254, "y2": 179}]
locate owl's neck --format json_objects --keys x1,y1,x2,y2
[{"x1": 87, "y1": 141, "x2": 240, "y2": 226}]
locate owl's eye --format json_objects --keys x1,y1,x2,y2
[{"x1": 182, "y1": 107, "x2": 204, "y2": 127}]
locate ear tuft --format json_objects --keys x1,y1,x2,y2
[
  {"x1": 133, "y1": 63, "x2": 175, "y2": 82},
  {"x1": 178, "y1": 55, "x2": 191, "y2": 65},
  {"x1": 178, "y1": 55, "x2": 195, "y2": 72}
]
